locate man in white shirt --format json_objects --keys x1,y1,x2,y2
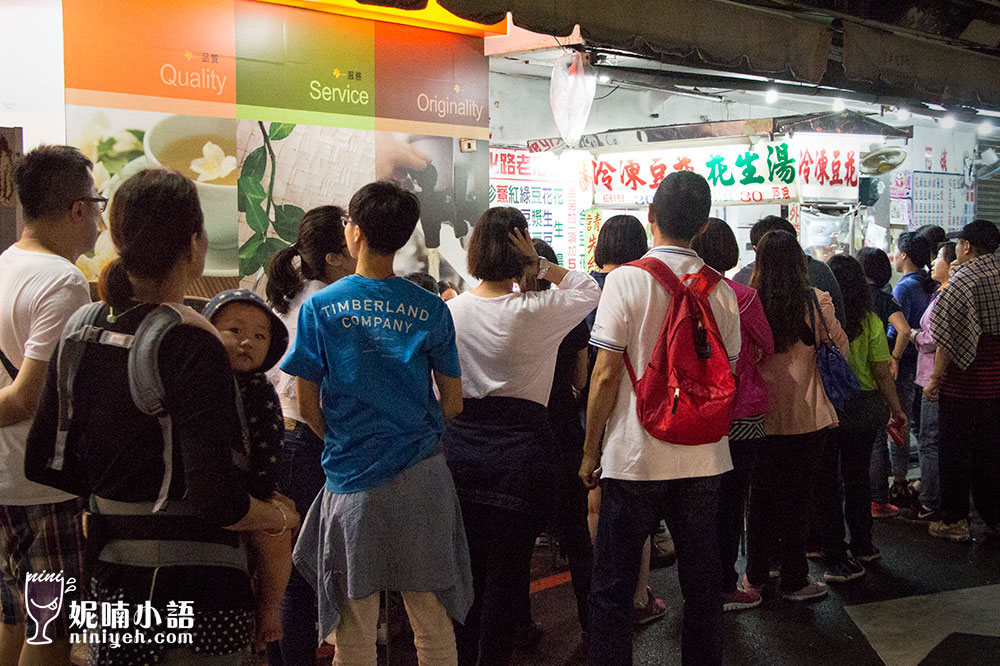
[
  {"x1": 0, "y1": 145, "x2": 98, "y2": 666},
  {"x1": 580, "y1": 171, "x2": 740, "y2": 666}
]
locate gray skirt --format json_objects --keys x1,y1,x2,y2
[{"x1": 292, "y1": 452, "x2": 473, "y2": 645}]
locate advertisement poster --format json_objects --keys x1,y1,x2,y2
[
  {"x1": 593, "y1": 141, "x2": 800, "y2": 207},
  {"x1": 489, "y1": 148, "x2": 591, "y2": 271},
  {"x1": 62, "y1": 0, "x2": 490, "y2": 295}
]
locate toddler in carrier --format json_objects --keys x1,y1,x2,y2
[{"x1": 203, "y1": 289, "x2": 291, "y2": 649}]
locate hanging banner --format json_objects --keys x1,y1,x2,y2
[
  {"x1": 790, "y1": 134, "x2": 862, "y2": 202},
  {"x1": 592, "y1": 141, "x2": 799, "y2": 207},
  {"x1": 489, "y1": 148, "x2": 591, "y2": 270}
]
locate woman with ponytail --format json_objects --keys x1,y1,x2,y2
[
  {"x1": 264, "y1": 205, "x2": 356, "y2": 666},
  {"x1": 26, "y1": 169, "x2": 298, "y2": 665},
  {"x1": 883, "y1": 232, "x2": 938, "y2": 508}
]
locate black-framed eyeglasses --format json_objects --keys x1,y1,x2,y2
[
  {"x1": 341, "y1": 215, "x2": 352, "y2": 228},
  {"x1": 73, "y1": 196, "x2": 108, "y2": 213}
]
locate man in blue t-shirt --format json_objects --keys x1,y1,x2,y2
[{"x1": 281, "y1": 181, "x2": 470, "y2": 663}]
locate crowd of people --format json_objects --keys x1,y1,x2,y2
[{"x1": 0, "y1": 145, "x2": 998, "y2": 666}]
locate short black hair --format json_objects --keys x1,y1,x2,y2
[
  {"x1": 857, "y1": 247, "x2": 892, "y2": 287},
  {"x1": 348, "y1": 181, "x2": 420, "y2": 255},
  {"x1": 936, "y1": 241, "x2": 957, "y2": 265},
  {"x1": 594, "y1": 215, "x2": 647, "y2": 269},
  {"x1": 750, "y1": 215, "x2": 796, "y2": 247},
  {"x1": 405, "y1": 272, "x2": 439, "y2": 294},
  {"x1": 437, "y1": 280, "x2": 459, "y2": 295},
  {"x1": 650, "y1": 171, "x2": 711, "y2": 241},
  {"x1": 916, "y1": 224, "x2": 946, "y2": 247},
  {"x1": 691, "y1": 217, "x2": 740, "y2": 273},
  {"x1": 897, "y1": 231, "x2": 932, "y2": 269},
  {"x1": 466, "y1": 207, "x2": 532, "y2": 281},
  {"x1": 15, "y1": 145, "x2": 93, "y2": 221}
]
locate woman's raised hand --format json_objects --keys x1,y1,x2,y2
[{"x1": 508, "y1": 227, "x2": 539, "y2": 263}]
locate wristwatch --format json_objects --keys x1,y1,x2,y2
[{"x1": 537, "y1": 257, "x2": 549, "y2": 280}]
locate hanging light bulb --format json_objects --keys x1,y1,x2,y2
[
  {"x1": 941, "y1": 114, "x2": 956, "y2": 129},
  {"x1": 765, "y1": 87, "x2": 779, "y2": 104},
  {"x1": 979, "y1": 120, "x2": 994, "y2": 136},
  {"x1": 832, "y1": 98, "x2": 846, "y2": 112},
  {"x1": 896, "y1": 107, "x2": 911, "y2": 121}
]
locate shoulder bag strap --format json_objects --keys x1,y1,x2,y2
[
  {"x1": 809, "y1": 289, "x2": 834, "y2": 346},
  {"x1": 0, "y1": 346, "x2": 17, "y2": 381}
]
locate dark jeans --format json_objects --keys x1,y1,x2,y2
[
  {"x1": 917, "y1": 394, "x2": 941, "y2": 510},
  {"x1": 871, "y1": 354, "x2": 917, "y2": 501},
  {"x1": 939, "y1": 395, "x2": 1000, "y2": 526},
  {"x1": 818, "y1": 424, "x2": 881, "y2": 561},
  {"x1": 746, "y1": 431, "x2": 826, "y2": 592},
  {"x1": 455, "y1": 500, "x2": 541, "y2": 666},
  {"x1": 265, "y1": 420, "x2": 327, "y2": 666},
  {"x1": 589, "y1": 475, "x2": 723, "y2": 666},
  {"x1": 717, "y1": 438, "x2": 759, "y2": 593}
]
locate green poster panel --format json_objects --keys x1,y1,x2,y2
[{"x1": 235, "y1": 0, "x2": 375, "y2": 127}]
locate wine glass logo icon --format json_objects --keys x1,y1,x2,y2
[{"x1": 24, "y1": 574, "x2": 64, "y2": 645}]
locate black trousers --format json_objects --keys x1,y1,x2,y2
[
  {"x1": 455, "y1": 500, "x2": 542, "y2": 666},
  {"x1": 746, "y1": 431, "x2": 826, "y2": 592},
  {"x1": 939, "y1": 395, "x2": 1000, "y2": 526},
  {"x1": 716, "y1": 437, "x2": 759, "y2": 593}
]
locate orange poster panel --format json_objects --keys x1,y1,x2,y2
[{"x1": 64, "y1": 0, "x2": 236, "y2": 105}]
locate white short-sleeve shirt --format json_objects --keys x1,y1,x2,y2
[
  {"x1": 590, "y1": 247, "x2": 741, "y2": 481},
  {"x1": 0, "y1": 246, "x2": 91, "y2": 504},
  {"x1": 448, "y1": 270, "x2": 601, "y2": 406}
]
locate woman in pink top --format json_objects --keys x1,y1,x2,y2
[
  {"x1": 909, "y1": 240, "x2": 956, "y2": 519},
  {"x1": 692, "y1": 219, "x2": 773, "y2": 612},
  {"x1": 744, "y1": 230, "x2": 848, "y2": 603}
]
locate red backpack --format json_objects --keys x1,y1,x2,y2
[{"x1": 623, "y1": 258, "x2": 736, "y2": 445}]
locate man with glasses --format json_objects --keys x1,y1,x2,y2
[{"x1": 0, "y1": 145, "x2": 97, "y2": 665}]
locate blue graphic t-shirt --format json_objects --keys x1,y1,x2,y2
[{"x1": 281, "y1": 276, "x2": 461, "y2": 494}]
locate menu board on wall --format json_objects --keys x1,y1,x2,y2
[
  {"x1": 908, "y1": 171, "x2": 975, "y2": 232},
  {"x1": 489, "y1": 147, "x2": 591, "y2": 270},
  {"x1": 61, "y1": 0, "x2": 490, "y2": 288}
]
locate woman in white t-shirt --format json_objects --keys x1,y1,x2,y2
[
  {"x1": 263, "y1": 205, "x2": 356, "y2": 665},
  {"x1": 442, "y1": 207, "x2": 600, "y2": 666}
]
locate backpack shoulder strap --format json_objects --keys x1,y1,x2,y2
[
  {"x1": 52, "y1": 302, "x2": 109, "y2": 471},
  {"x1": 625, "y1": 256, "x2": 684, "y2": 295},
  {"x1": 679, "y1": 265, "x2": 723, "y2": 300},
  {"x1": 127, "y1": 303, "x2": 242, "y2": 512}
]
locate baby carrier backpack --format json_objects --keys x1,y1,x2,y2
[{"x1": 49, "y1": 302, "x2": 249, "y2": 572}]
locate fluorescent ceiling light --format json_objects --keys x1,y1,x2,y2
[{"x1": 927, "y1": 103, "x2": 948, "y2": 111}]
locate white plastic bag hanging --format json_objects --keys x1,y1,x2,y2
[{"x1": 550, "y1": 52, "x2": 596, "y2": 148}]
